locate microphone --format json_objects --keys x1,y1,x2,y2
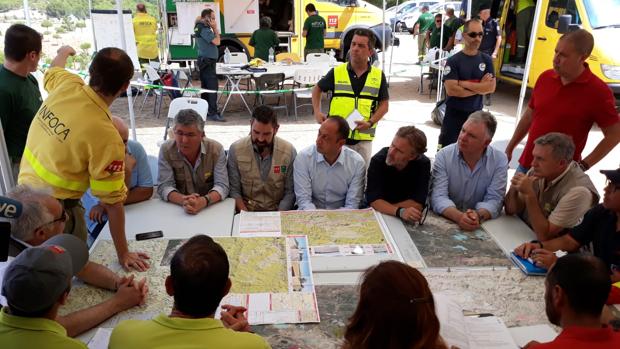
[{"x1": 0, "y1": 196, "x2": 23, "y2": 262}]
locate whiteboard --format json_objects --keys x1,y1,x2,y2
[
  {"x1": 91, "y1": 10, "x2": 140, "y2": 69},
  {"x1": 176, "y1": 2, "x2": 221, "y2": 36},
  {"x1": 224, "y1": 0, "x2": 259, "y2": 34}
]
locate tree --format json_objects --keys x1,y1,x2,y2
[
  {"x1": 41, "y1": 19, "x2": 53, "y2": 29},
  {"x1": 79, "y1": 42, "x2": 91, "y2": 53},
  {"x1": 76, "y1": 21, "x2": 86, "y2": 31}
]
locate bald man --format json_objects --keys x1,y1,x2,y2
[{"x1": 85, "y1": 117, "x2": 154, "y2": 227}]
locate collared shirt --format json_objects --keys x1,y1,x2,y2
[
  {"x1": 431, "y1": 143, "x2": 508, "y2": 218},
  {"x1": 317, "y1": 62, "x2": 389, "y2": 101},
  {"x1": 194, "y1": 21, "x2": 218, "y2": 59},
  {"x1": 293, "y1": 144, "x2": 366, "y2": 210},
  {"x1": 157, "y1": 141, "x2": 229, "y2": 200},
  {"x1": 227, "y1": 139, "x2": 297, "y2": 210},
  {"x1": 0, "y1": 308, "x2": 87, "y2": 349},
  {"x1": 520, "y1": 64, "x2": 619, "y2": 168},
  {"x1": 109, "y1": 313, "x2": 271, "y2": 349},
  {"x1": 531, "y1": 325, "x2": 620, "y2": 348},
  {"x1": 480, "y1": 18, "x2": 500, "y2": 54}
]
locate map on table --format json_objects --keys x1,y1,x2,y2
[
  {"x1": 239, "y1": 209, "x2": 394, "y2": 257},
  {"x1": 404, "y1": 213, "x2": 512, "y2": 268},
  {"x1": 62, "y1": 236, "x2": 319, "y2": 326}
]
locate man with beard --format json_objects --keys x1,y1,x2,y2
[
  {"x1": 521, "y1": 254, "x2": 619, "y2": 348},
  {"x1": 366, "y1": 126, "x2": 431, "y2": 223},
  {"x1": 227, "y1": 105, "x2": 296, "y2": 212},
  {"x1": 439, "y1": 19, "x2": 496, "y2": 149},
  {"x1": 157, "y1": 109, "x2": 229, "y2": 214}
]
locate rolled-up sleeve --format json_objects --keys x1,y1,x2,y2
[
  {"x1": 227, "y1": 146, "x2": 242, "y2": 199},
  {"x1": 430, "y1": 150, "x2": 455, "y2": 214},
  {"x1": 211, "y1": 149, "x2": 229, "y2": 198},
  {"x1": 131, "y1": 142, "x2": 153, "y2": 188},
  {"x1": 278, "y1": 148, "x2": 297, "y2": 211},
  {"x1": 294, "y1": 153, "x2": 316, "y2": 210},
  {"x1": 157, "y1": 146, "x2": 177, "y2": 201},
  {"x1": 475, "y1": 153, "x2": 508, "y2": 218},
  {"x1": 344, "y1": 157, "x2": 366, "y2": 209}
]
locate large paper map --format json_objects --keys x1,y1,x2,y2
[{"x1": 62, "y1": 236, "x2": 319, "y2": 327}]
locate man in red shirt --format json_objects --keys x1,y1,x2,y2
[
  {"x1": 524, "y1": 254, "x2": 619, "y2": 348},
  {"x1": 506, "y1": 29, "x2": 620, "y2": 173}
]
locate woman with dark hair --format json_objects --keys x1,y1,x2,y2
[{"x1": 343, "y1": 261, "x2": 447, "y2": 349}]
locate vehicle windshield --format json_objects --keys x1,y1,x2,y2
[{"x1": 583, "y1": 0, "x2": 620, "y2": 29}]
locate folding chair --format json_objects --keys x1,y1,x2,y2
[
  {"x1": 292, "y1": 69, "x2": 323, "y2": 120},
  {"x1": 173, "y1": 69, "x2": 196, "y2": 96},
  {"x1": 253, "y1": 73, "x2": 288, "y2": 118},
  {"x1": 162, "y1": 97, "x2": 208, "y2": 142},
  {"x1": 305, "y1": 53, "x2": 330, "y2": 63},
  {"x1": 138, "y1": 65, "x2": 168, "y2": 118}
]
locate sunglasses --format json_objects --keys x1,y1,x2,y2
[
  {"x1": 435, "y1": 20, "x2": 442, "y2": 23},
  {"x1": 467, "y1": 32, "x2": 484, "y2": 38}
]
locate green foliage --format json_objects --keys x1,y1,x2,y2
[
  {"x1": 41, "y1": 19, "x2": 53, "y2": 28},
  {"x1": 0, "y1": 52, "x2": 4, "y2": 65},
  {"x1": 79, "y1": 42, "x2": 91, "y2": 51},
  {"x1": 55, "y1": 26, "x2": 66, "y2": 34},
  {"x1": 52, "y1": 33, "x2": 61, "y2": 39},
  {"x1": 76, "y1": 21, "x2": 86, "y2": 29},
  {"x1": 43, "y1": 30, "x2": 51, "y2": 35}
]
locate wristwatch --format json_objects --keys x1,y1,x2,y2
[
  {"x1": 396, "y1": 207, "x2": 405, "y2": 219},
  {"x1": 203, "y1": 194, "x2": 212, "y2": 207}
]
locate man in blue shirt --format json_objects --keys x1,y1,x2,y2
[
  {"x1": 84, "y1": 117, "x2": 153, "y2": 231},
  {"x1": 440, "y1": 19, "x2": 496, "y2": 149},
  {"x1": 294, "y1": 116, "x2": 366, "y2": 210},
  {"x1": 195, "y1": 9, "x2": 224, "y2": 122},
  {"x1": 431, "y1": 111, "x2": 508, "y2": 231}
]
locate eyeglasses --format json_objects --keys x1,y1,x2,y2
[
  {"x1": 36, "y1": 210, "x2": 67, "y2": 231},
  {"x1": 435, "y1": 20, "x2": 442, "y2": 23},
  {"x1": 467, "y1": 32, "x2": 484, "y2": 38}
]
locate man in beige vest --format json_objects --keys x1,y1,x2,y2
[
  {"x1": 227, "y1": 105, "x2": 296, "y2": 212},
  {"x1": 157, "y1": 109, "x2": 229, "y2": 214},
  {"x1": 505, "y1": 132, "x2": 599, "y2": 241}
]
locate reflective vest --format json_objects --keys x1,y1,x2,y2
[
  {"x1": 517, "y1": 0, "x2": 535, "y2": 13},
  {"x1": 232, "y1": 136, "x2": 294, "y2": 211},
  {"x1": 329, "y1": 64, "x2": 382, "y2": 141},
  {"x1": 133, "y1": 13, "x2": 159, "y2": 59},
  {"x1": 161, "y1": 138, "x2": 222, "y2": 196}
]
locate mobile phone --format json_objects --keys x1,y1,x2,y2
[{"x1": 135, "y1": 230, "x2": 163, "y2": 241}]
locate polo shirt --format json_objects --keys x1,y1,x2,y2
[
  {"x1": 480, "y1": 18, "x2": 500, "y2": 54},
  {"x1": 520, "y1": 64, "x2": 619, "y2": 168},
  {"x1": 108, "y1": 313, "x2": 271, "y2": 349},
  {"x1": 0, "y1": 65, "x2": 42, "y2": 160},
  {"x1": 0, "y1": 307, "x2": 87, "y2": 349},
  {"x1": 250, "y1": 28, "x2": 279, "y2": 61},
  {"x1": 414, "y1": 12, "x2": 435, "y2": 33},
  {"x1": 317, "y1": 62, "x2": 389, "y2": 101},
  {"x1": 429, "y1": 24, "x2": 452, "y2": 49},
  {"x1": 443, "y1": 50, "x2": 494, "y2": 111},
  {"x1": 569, "y1": 204, "x2": 620, "y2": 271},
  {"x1": 303, "y1": 14, "x2": 326, "y2": 49},
  {"x1": 366, "y1": 147, "x2": 431, "y2": 205},
  {"x1": 194, "y1": 22, "x2": 218, "y2": 59},
  {"x1": 531, "y1": 325, "x2": 620, "y2": 348}
]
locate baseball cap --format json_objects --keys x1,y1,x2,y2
[
  {"x1": 1, "y1": 234, "x2": 88, "y2": 314},
  {"x1": 601, "y1": 168, "x2": 620, "y2": 185}
]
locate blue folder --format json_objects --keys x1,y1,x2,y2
[{"x1": 510, "y1": 252, "x2": 547, "y2": 276}]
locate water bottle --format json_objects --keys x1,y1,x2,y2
[
  {"x1": 268, "y1": 47, "x2": 275, "y2": 63},
  {"x1": 328, "y1": 49, "x2": 336, "y2": 64},
  {"x1": 224, "y1": 47, "x2": 231, "y2": 64}
]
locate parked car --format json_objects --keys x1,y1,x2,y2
[
  {"x1": 403, "y1": 1, "x2": 461, "y2": 33},
  {"x1": 389, "y1": 1, "x2": 439, "y2": 32}
]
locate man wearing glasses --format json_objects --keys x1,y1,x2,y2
[
  {"x1": 439, "y1": 18, "x2": 496, "y2": 149},
  {"x1": 6, "y1": 185, "x2": 148, "y2": 337},
  {"x1": 157, "y1": 109, "x2": 229, "y2": 214},
  {"x1": 513, "y1": 168, "x2": 620, "y2": 291}
]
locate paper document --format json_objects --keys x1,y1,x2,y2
[
  {"x1": 435, "y1": 292, "x2": 518, "y2": 349},
  {"x1": 346, "y1": 109, "x2": 365, "y2": 131},
  {"x1": 239, "y1": 211, "x2": 281, "y2": 236},
  {"x1": 87, "y1": 328, "x2": 113, "y2": 349},
  {"x1": 509, "y1": 324, "x2": 557, "y2": 347}
]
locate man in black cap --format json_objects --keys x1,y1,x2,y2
[
  {"x1": 514, "y1": 168, "x2": 620, "y2": 282},
  {"x1": 0, "y1": 234, "x2": 88, "y2": 347}
]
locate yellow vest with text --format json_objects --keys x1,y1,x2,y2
[
  {"x1": 133, "y1": 13, "x2": 159, "y2": 59},
  {"x1": 18, "y1": 68, "x2": 127, "y2": 204},
  {"x1": 329, "y1": 64, "x2": 382, "y2": 141}
]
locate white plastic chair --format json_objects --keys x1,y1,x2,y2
[
  {"x1": 292, "y1": 69, "x2": 323, "y2": 120},
  {"x1": 138, "y1": 65, "x2": 168, "y2": 118},
  {"x1": 173, "y1": 69, "x2": 196, "y2": 96},
  {"x1": 229, "y1": 52, "x2": 249, "y2": 64},
  {"x1": 161, "y1": 97, "x2": 208, "y2": 143},
  {"x1": 305, "y1": 53, "x2": 330, "y2": 63}
]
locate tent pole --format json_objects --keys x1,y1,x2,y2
[
  {"x1": 515, "y1": 0, "x2": 543, "y2": 123},
  {"x1": 116, "y1": 0, "x2": 138, "y2": 141}
]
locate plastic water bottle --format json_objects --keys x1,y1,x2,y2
[
  {"x1": 224, "y1": 47, "x2": 231, "y2": 64},
  {"x1": 268, "y1": 47, "x2": 275, "y2": 63},
  {"x1": 328, "y1": 49, "x2": 336, "y2": 64}
]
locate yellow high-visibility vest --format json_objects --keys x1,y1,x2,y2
[
  {"x1": 328, "y1": 64, "x2": 382, "y2": 141},
  {"x1": 133, "y1": 13, "x2": 159, "y2": 59}
]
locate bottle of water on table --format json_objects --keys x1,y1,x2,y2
[{"x1": 268, "y1": 47, "x2": 275, "y2": 63}]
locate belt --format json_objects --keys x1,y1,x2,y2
[{"x1": 60, "y1": 198, "x2": 81, "y2": 209}]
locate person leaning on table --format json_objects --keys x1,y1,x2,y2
[
  {"x1": 157, "y1": 109, "x2": 229, "y2": 215},
  {"x1": 7, "y1": 185, "x2": 147, "y2": 337},
  {"x1": 109, "y1": 235, "x2": 271, "y2": 349},
  {"x1": 0, "y1": 234, "x2": 89, "y2": 349}
]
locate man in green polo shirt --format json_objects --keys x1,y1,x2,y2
[
  {"x1": 0, "y1": 24, "x2": 43, "y2": 180},
  {"x1": 109, "y1": 235, "x2": 271, "y2": 349},
  {"x1": 250, "y1": 16, "x2": 279, "y2": 61},
  {"x1": 302, "y1": 3, "x2": 326, "y2": 58},
  {"x1": 0, "y1": 235, "x2": 89, "y2": 349},
  {"x1": 413, "y1": 5, "x2": 434, "y2": 63},
  {"x1": 427, "y1": 13, "x2": 452, "y2": 50}
]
